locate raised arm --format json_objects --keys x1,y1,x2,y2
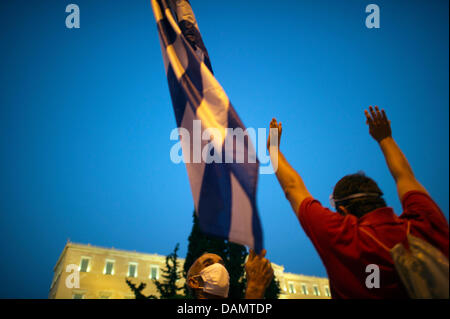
[
  {"x1": 267, "y1": 118, "x2": 311, "y2": 213},
  {"x1": 244, "y1": 249, "x2": 274, "y2": 299},
  {"x1": 365, "y1": 106, "x2": 428, "y2": 200}
]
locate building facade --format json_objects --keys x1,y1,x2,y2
[{"x1": 49, "y1": 241, "x2": 331, "y2": 299}]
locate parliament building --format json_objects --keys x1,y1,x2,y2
[{"x1": 49, "y1": 241, "x2": 331, "y2": 299}]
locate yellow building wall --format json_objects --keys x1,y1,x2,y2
[{"x1": 49, "y1": 242, "x2": 330, "y2": 299}]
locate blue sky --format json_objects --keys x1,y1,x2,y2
[{"x1": 0, "y1": 0, "x2": 448, "y2": 298}]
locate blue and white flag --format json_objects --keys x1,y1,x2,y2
[{"x1": 150, "y1": 0, "x2": 263, "y2": 252}]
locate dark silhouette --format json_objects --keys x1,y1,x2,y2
[
  {"x1": 125, "y1": 279, "x2": 156, "y2": 299},
  {"x1": 125, "y1": 244, "x2": 184, "y2": 299}
]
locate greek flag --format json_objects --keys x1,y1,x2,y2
[{"x1": 150, "y1": 0, "x2": 263, "y2": 252}]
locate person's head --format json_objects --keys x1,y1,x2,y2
[
  {"x1": 186, "y1": 253, "x2": 229, "y2": 299},
  {"x1": 332, "y1": 172, "x2": 386, "y2": 218}
]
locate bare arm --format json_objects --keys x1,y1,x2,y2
[
  {"x1": 267, "y1": 119, "x2": 311, "y2": 213},
  {"x1": 365, "y1": 106, "x2": 428, "y2": 200}
]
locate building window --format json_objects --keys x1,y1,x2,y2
[
  {"x1": 150, "y1": 265, "x2": 159, "y2": 280},
  {"x1": 104, "y1": 260, "x2": 115, "y2": 275},
  {"x1": 79, "y1": 257, "x2": 91, "y2": 272},
  {"x1": 128, "y1": 263, "x2": 138, "y2": 278},
  {"x1": 324, "y1": 286, "x2": 331, "y2": 297},
  {"x1": 313, "y1": 285, "x2": 320, "y2": 296},
  {"x1": 288, "y1": 282, "x2": 296, "y2": 294},
  {"x1": 301, "y1": 283, "x2": 308, "y2": 295},
  {"x1": 73, "y1": 293, "x2": 84, "y2": 299}
]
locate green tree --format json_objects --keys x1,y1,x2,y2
[
  {"x1": 125, "y1": 279, "x2": 157, "y2": 299},
  {"x1": 183, "y1": 211, "x2": 280, "y2": 299},
  {"x1": 264, "y1": 275, "x2": 281, "y2": 299},
  {"x1": 125, "y1": 244, "x2": 184, "y2": 299},
  {"x1": 153, "y1": 243, "x2": 184, "y2": 299}
]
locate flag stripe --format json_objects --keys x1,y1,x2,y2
[{"x1": 230, "y1": 171, "x2": 254, "y2": 248}]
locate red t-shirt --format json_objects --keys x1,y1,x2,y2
[{"x1": 297, "y1": 190, "x2": 449, "y2": 299}]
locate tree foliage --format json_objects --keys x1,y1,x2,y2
[{"x1": 125, "y1": 279, "x2": 157, "y2": 299}]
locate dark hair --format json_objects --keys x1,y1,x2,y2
[{"x1": 332, "y1": 172, "x2": 386, "y2": 218}]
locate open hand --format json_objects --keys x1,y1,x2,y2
[
  {"x1": 245, "y1": 249, "x2": 274, "y2": 294},
  {"x1": 365, "y1": 106, "x2": 392, "y2": 143},
  {"x1": 267, "y1": 118, "x2": 282, "y2": 150}
]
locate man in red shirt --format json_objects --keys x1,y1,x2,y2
[{"x1": 267, "y1": 106, "x2": 449, "y2": 298}]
